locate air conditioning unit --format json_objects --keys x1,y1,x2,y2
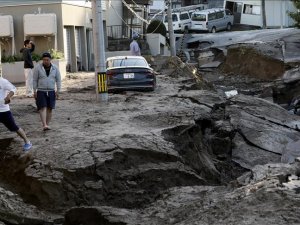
[
  {"x1": 24, "y1": 13, "x2": 57, "y2": 36},
  {"x1": 0, "y1": 15, "x2": 14, "y2": 37}
]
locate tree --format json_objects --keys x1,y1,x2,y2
[
  {"x1": 146, "y1": 20, "x2": 167, "y2": 37},
  {"x1": 289, "y1": 0, "x2": 300, "y2": 28}
]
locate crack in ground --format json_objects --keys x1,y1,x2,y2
[
  {"x1": 175, "y1": 96, "x2": 214, "y2": 109},
  {"x1": 244, "y1": 110, "x2": 300, "y2": 132}
]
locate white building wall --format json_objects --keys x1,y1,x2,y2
[
  {"x1": 146, "y1": 33, "x2": 166, "y2": 56},
  {"x1": 240, "y1": 14, "x2": 261, "y2": 26},
  {"x1": 229, "y1": 0, "x2": 296, "y2": 27},
  {"x1": 106, "y1": 0, "x2": 123, "y2": 26}
]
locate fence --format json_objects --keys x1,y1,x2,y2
[{"x1": 107, "y1": 25, "x2": 130, "y2": 40}]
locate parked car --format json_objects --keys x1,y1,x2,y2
[
  {"x1": 190, "y1": 8, "x2": 234, "y2": 33},
  {"x1": 163, "y1": 11, "x2": 193, "y2": 33},
  {"x1": 106, "y1": 56, "x2": 156, "y2": 92}
]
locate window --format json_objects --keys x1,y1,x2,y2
[
  {"x1": 164, "y1": 14, "x2": 178, "y2": 22},
  {"x1": 108, "y1": 58, "x2": 148, "y2": 68},
  {"x1": 172, "y1": 14, "x2": 178, "y2": 21},
  {"x1": 208, "y1": 12, "x2": 216, "y2": 21},
  {"x1": 180, "y1": 13, "x2": 189, "y2": 20},
  {"x1": 243, "y1": 4, "x2": 261, "y2": 15},
  {"x1": 225, "y1": 9, "x2": 233, "y2": 15},
  {"x1": 191, "y1": 13, "x2": 206, "y2": 21},
  {"x1": 216, "y1": 11, "x2": 224, "y2": 19}
]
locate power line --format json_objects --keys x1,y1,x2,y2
[
  {"x1": 109, "y1": 2, "x2": 166, "y2": 37},
  {"x1": 122, "y1": 0, "x2": 150, "y2": 25}
]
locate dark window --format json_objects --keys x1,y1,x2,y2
[
  {"x1": 164, "y1": 14, "x2": 178, "y2": 22},
  {"x1": 216, "y1": 11, "x2": 224, "y2": 19},
  {"x1": 191, "y1": 13, "x2": 206, "y2": 21},
  {"x1": 180, "y1": 13, "x2": 189, "y2": 20},
  {"x1": 208, "y1": 12, "x2": 216, "y2": 21},
  {"x1": 243, "y1": 4, "x2": 261, "y2": 15},
  {"x1": 107, "y1": 58, "x2": 148, "y2": 68},
  {"x1": 225, "y1": 9, "x2": 233, "y2": 15}
]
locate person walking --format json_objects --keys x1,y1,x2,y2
[
  {"x1": 20, "y1": 40, "x2": 35, "y2": 97},
  {"x1": 0, "y1": 77, "x2": 32, "y2": 151},
  {"x1": 130, "y1": 33, "x2": 141, "y2": 56},
  {"x1": 33, "y1": 52, "x2": 61, "y2": 131}
]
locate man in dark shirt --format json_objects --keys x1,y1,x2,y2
[{"x1": 20, "y1": 40, "x2": 35, "y2": 97}]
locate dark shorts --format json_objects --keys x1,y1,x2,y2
[
  {"x1": 0, "y1": 111, "x2": 19, "y2": 132},
  {"x1": 36, "y1": 90, "x2": 56, "y2": 110}
]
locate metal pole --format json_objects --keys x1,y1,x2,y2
[
  {"x1": 280, "y1": 0, "x2": 283, "y2": 29},
  {"x1": 0, "y1": 41, "x2": 2, "y2": 77},
  {"x1": 92, "y1": 0, "x2": 108, "y2": 102},
  {"x1": 167, "y1": 0, "x2": 176, "y2": 56},
  {"x1": 261, "y1": 0, "x2": 267, "y2": 29}
]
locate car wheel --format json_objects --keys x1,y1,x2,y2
[
  {"x1": 227, "y1": 23, "x2": 232, "y2": 31},
  {"x1": 211, "y1": 27, "x2": 216, "y2": 33}
]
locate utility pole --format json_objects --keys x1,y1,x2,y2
[
  {"x1": 0, "y1": 41, "x2": 2, "y2": 77},
  {"x1": 261, "y1": 0, "x2": 267, "y2": 29},
  {"x1": 92, "y1": 0, "x2": 108, "y2": 102},
  {"x1": 0, "y1": 42, "x2": 2, "y2": 77},
  {"x1": 167, "y1": 0, "x2": 176, "y2": 56},
  {"x1": 280, "y1": 0, "x2": 283, "y2": 29}
]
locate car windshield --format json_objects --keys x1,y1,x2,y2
[
  {"x1": 191, "y1": 13, "x2": 206, "y2": 21},
  {"x1": 107, "y1": 58, "x2": 148, "y2": 68}
]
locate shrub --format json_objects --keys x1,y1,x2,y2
[
  {"x1": 1, "y1": 49, "x2": 64, "y2": 63},
  {"x1": 50, "y1": 49, "x2": 64, "y2": 59},
  {"x1": 1, "y1": 55, "x2": 23, "y2": 63},
  {"x1": 288, "y1": 0, "x2": 300, "y2": 28},
  {"x1": 32, "y1": 53, "x2": 42, "y2": 62},
  {"x1": 146, "y1": 20, "x2": 167, "y2": 37}
]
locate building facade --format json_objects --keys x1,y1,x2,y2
[
  {"x1": 225, "y1": 0, "x2": 296, "y2": 27},
  {"x1": 0, "y1": 0, "x2": 96, "y2": 72}
]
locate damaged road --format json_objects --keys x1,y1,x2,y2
[{"x1": 0, "y1": 56, "x2": 300, "y2": 224}]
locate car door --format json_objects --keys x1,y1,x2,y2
[
  {"x1": 217, "y1": 11, "x2": 226, "y2": 30},
  {"x1": 179, "y1": 12, "x2": 191, "y2": 31}
]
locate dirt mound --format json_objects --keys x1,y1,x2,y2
[
  {"x1": 152, "y1": 56, "x2": 211, "y2": 90},
  {"x1": 221, "y1": 45, "x2": 285, "y2": 80}
]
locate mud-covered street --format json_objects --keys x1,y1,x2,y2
[{"x1": 1, "y1": 29, "x2": 300, "y2": 225}]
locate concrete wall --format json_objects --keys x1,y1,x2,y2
[
  {"x1": 146, "y1": 33, "x2": 166, "y2": 56},
  {"x1": 0, "y1": 2, "x2": 93, "y2": 72},
  {"x1": 2, "y1": 60, "x2": 66, "y2": 83},
  {"x1": 105, "y1": 51, "x2": 131, "y2": 59},
  {"x1": 0, "y1": 4, "x2": 63, "y2": 56},
  {"x1": 106, "y1": 0, "x2": 123, "y2": 27},
  {"x1": 227, "y1": 0, "x2": 296, "y2": 27}
]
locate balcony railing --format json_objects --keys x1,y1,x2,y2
[
  {"x1": 106, "y1": 25, "x2": 143, "y2": 40},
  {"x1": 107, "y1": 25, "x2": 130, "y2": 40}
]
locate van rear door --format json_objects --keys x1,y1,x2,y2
[{"x1": 191, "y1": 12, "x2": 207, "y2": 31}]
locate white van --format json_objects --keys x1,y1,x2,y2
[
  {"x1": 190, "y1": 8, "x2": 234, "y2": 33},
  {"x1": 163, "y1": 11, "x2": 193, "y2": 33}
]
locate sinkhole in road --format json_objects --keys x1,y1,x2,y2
[{"x1": 0, "y1": 117, "x2": 248, "y2": 214}]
